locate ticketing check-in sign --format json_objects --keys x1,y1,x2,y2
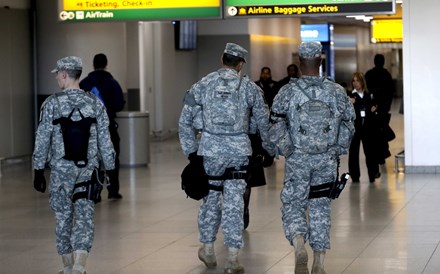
[
  {"x1": 224, "y1": 0, "x2": 395, "y2": 17},
  {"x1": 58, "y1": 0, "x2": 222, "y2": 21}
]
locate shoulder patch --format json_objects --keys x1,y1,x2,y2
[{"x1": 183, "y1": 91, "x2": 197, "y2": 107}]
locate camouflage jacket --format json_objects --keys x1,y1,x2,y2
[
  {"x1": 179, "y1": 67, "x2": 275, "y2": 158},
  {"x1": 33, "y1": 89, "x2": 115, "y2": 170}
]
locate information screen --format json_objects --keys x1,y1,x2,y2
[
  {"x1": 58, "y1": 0, "x2": 222, "y2": 22},
  {"x1": 224, "y1": 0, "x2": 395, "y2": 18},
  {"x1": 370, "y1": 19, "x2": 402, "y2": 43}
]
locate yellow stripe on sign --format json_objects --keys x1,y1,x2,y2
[{"x1": 63, "y1": 0, "x2": 220, "y2": 10}]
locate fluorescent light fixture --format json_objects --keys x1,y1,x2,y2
[{"x1": 346, "y1": 15, "x2": 373, "y2": 22}]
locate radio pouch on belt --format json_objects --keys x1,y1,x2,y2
[
  {"x1": 53, "y1": 107, "x2": 96, "y2": 168},
  {"x1": 308, "y1": 173, "x2": 350, "y2": 200},
  {"x1": 72, "y1": 169, "x2": 107, "y2": 204}
]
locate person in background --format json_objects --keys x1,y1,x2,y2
[
  {"x1": 178, "y1": 43, "x2": 274, "y2": 274},
  {"x1": 80, "y1": 53, "x2": 125, "y2": 200},
  {"x1": 33, "y1": 56, "x2": 115, "y2": 274},
  {"x1": 255, "y1": 66, "x2": 278, "y2": 107},
  {"x1": 348, "y1": 72, "x2": 381, "y2": 183},
  {"x1": 270, "y1": 42, "x2": 355, "y2": 274},
  {"x1": 365, "y1": 54, "x2": 394, "y2": 164},
  {"x1": 276, "y1": 63, "x2": 300, "y2": 91}
]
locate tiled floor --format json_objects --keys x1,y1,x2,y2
[{"x1": 2, "y1": 98, "x2": 440, "y2": 274}]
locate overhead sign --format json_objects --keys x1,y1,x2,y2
[
  {"x1": 58, "y1": 0, "x2": 222, "y2": 21},
  {"x1": 370, "y1": 19, "x2": 402, "y2": 43},
  {"x1": 225, "y1": 0, "x2": 395, "y2": 18}
]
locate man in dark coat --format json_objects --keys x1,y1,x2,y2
[
  {"x1": 255, "y1": 66, "x2": 278, "y2": 107},
  {"x1": 80, "y1": 53, "x2": 125, "y2": 199},
  {"x1": 365, "y1": 54, "x2": 395, "y2": 164},
  {"x1": 276, "y1": 63, "x2": 300, "y2": 91}
]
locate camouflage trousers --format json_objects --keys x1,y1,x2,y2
[
  {"x1": 198, "y1": 156, "x2": 248, "y2": 248},
  {"x1": 49, "y1": 160, "x2": 95, "y2": 255},
  {"x1": 281, "y1": 152, "x2": 337, "y2": 251}
]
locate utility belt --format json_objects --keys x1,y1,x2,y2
[
  {"x1": 208, "y1": 166, "x2": 248, "y2": 181},
  {"x1": 308, "y1": 173, "x2": 350, "y2": 200},
  {"x1": 72, "y1": 169, "x2": 108, "y2": 204},
  {"x1": 206, "y1": 165, "x2": 248, "y2": 192}
]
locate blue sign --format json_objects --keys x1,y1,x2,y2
[{"x1": 301, "y1": 24, "x2": 329, "y2": 42}]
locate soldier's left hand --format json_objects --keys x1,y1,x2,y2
[{"x1": 33, "y1": 169, "x2": 46, "y2": 193}]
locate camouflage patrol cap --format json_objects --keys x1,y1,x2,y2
[
  {"x1": 51, "y1": 56, "x2": 83, "y2": 73},
  {"x1": 298, "y1": 42, "x2": 322, "y2": 58},
  {"x1": 224, "y1": 43, "x2": 248, "y2": 62}
]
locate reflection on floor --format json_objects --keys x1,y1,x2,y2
[{"x1": 2, "y1": 98, "x2": 440, "y2": 274}]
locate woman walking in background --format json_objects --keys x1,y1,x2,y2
[{"x1": 348, "y1": 72, "x2": 381, "y2": 183}]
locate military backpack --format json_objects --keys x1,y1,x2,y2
[
  {"x1": 52, "y1": 93, "x2": 97, "y2": 167},
  {"x1": 288, "y1": 81, "x2": 341, "y2": 154},
  {"x1": 202, "y1": 72, "x2": 249, "y2": 135}
]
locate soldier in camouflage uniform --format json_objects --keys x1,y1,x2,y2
[
  {"x1": 270, "y1": 42, "x2": 355, "y2": 274},
  {"x1": 33, "y1": 56, "x2": 115, "y2": 274},
  {"x1": 179, "y1": 43, "x2": 274, "y2": 274}
]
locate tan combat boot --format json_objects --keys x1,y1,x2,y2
[
  {"x1": 311, "y1": 251, "x2": 327, "y2": 274},
  {"x1": 72, "y1": 250, "x2": 88, "y2": 274},
  {"x1": 198, "y1": 243, "x2": 217, "y2": 268},
  {"x1": 224, "y1": 247, "x2": 244, "y2": 274},
  {"x1": 293, "y1": 235, "x2": 309, "y2": 274},
  {"x1": 58, "y1": 253, "x2": 73, "y2": 274}
]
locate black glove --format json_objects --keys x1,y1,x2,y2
[
  {"x1": 262, "y1": 150, "x2": 275, "y2": 167},
  {"x1": 33, "y1": 169, "x2": 46, "y2": 193},
  {"x1": 188, "y1": 151, "x2": 203, "y2": 165}
]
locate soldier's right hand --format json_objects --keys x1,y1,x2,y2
[
  {"x1": 262, "y1": 149, "x2": 275, "y2": 167},
  {"x1": 33, "y1": 169, "x2": 46, "y2": 193}
]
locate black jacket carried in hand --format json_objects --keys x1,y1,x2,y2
[{"x1": 247, "y1": 133, "x2": 273, "y2": 187}]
